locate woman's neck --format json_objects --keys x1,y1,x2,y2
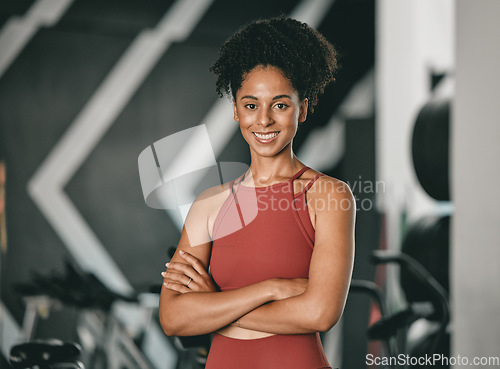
[{"x1": 246, "y1": 150, "x2": 304, "y2": 186}]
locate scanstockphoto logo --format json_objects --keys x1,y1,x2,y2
[{"x1": 366, "y1": 354, "x2": 500, "y2": 367}]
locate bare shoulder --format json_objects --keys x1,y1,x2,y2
[
  {"x1": 180, "y1": 181, "x2": 235, "y2": 246},
  {"x1": 306, "y1": 172, "x2": 356, "y2": 214},
  {"x1": 307, "y1": 173, "x2": 356, "y2": 250},
  {"x1": 190, "y1": 181, "x2": 233, "y2": 216},
  {"x1": 314, "y1": 174, "x2": 354, "y2": 197},
  {"x1": 195, "y1": 181, "x2": 231, "y2": 202},
  {"x1": 189, "y1": 178, "x2": 244, "y2": 240}
]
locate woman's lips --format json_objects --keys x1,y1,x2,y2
[{"x1": 252, "y1": 131, "x2": 280, "y2": 143}]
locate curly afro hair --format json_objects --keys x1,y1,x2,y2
[{"x1": 210, "y1": 16, "x2": 339, "y2": 113}]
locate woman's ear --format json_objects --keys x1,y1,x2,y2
[
  {"x1": 299, "y1": 98, "x2": 308, "y2": 123},
  {"x1": 233, "y1": 99, "x2": 239, "y2": 122}
]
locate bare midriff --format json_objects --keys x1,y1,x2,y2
[{"x1": 216, "y1": 325, "x2": 275, "y2": 339}]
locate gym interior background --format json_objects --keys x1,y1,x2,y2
[{"x1": 0, "y1": 0, "x2": 499, "y2": 368}]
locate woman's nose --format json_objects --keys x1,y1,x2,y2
[{"x1": 258, "y1": 108, "x2": 273, "y2": 126}]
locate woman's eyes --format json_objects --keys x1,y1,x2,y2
[{"x1": 244, "y1": 103, "x2": 288, "y2": 110}]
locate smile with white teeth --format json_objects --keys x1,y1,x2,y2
[{"x1": 253, "y1": 132, "x2": 279, "y2": 139}]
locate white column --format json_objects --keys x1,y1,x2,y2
[
  {"x1": 452, "y1": 0, "x2": 500, "y2": 363},
  {"x1": 376, "y1": 0, "x2": 454, "y2": 309}
]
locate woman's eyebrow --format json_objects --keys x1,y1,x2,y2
[
  {"x1": 272, "y1": 94, "x2": 292, "y2": 100},
  {"x1": 240, "y1": 94, "x2": 292, "y2": 100}
]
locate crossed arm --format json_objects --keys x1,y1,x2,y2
[{"x1": 158, "y1": 178, "x2": 356, "y2": 337}]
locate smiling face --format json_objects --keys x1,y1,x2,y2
[{"x1": 233, "y1": 65, "x2": 308, "y2": 159}]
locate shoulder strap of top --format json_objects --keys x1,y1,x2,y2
[
  {"x1": 293, "y1": 172, "x2": 325, "y2": 198},
  {"x1": 291, "y1": 166, "x2": 310, "y2": 181},
  {"x1": 304, "y1": 173, "x2": 325, "y2": 192},
  {"x1": 230, "y1": 170, "x2": 249, "y2": 195},
  {"x1": 229, "y1": 179, "x2": 237, "y2": 195},
  {"x1": 229, "y1": 177, "x2": 246, "y2": 227}
]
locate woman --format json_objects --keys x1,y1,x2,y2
[{"x1": 159, "y1": 17, "x2": 355, "y2": 369}]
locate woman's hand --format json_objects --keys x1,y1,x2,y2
[
  {"x1": 162, "y1": 250, "x2": 217, "y2": 294},
  {"x1": 271, "y1": 278, "x2": 308, "y2": 300}
]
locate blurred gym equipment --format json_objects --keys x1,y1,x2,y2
[
  {"x1": 9, "y1": 339, "x2": 84, "y2": 369},
  {"x1": 411, "y1": 98, "x2": 450, "y2": 201},
  {"x1": 370, "y1": 248, "x2": 450, "y2": 367},
  {"x1": 12, "y1": 262, "x2": 154, "y2": 369}
]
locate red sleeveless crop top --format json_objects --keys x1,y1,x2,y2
[{"x1": 210, "y1": 166, "x2": 325, "y2": 291}]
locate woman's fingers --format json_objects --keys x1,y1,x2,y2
[
  {"x1": 179, "y1": 250, "x2": 207, "y2": 276},
  {"x1": 163, "y1": 281, "x2": 190, "y2": 294},
  {"x1": 165, "y1": 261, "x2": 199, "y2": 282},
  {"x1": 162, "y1": 250, "x2": 217, "y2": 293},
  {"x1": 161, "y1": 271, "x2": 191, "y2": 286}
]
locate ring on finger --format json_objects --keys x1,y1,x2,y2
[{"x1": 187, "y1": 278, "x2": 192, "y2": 287}]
